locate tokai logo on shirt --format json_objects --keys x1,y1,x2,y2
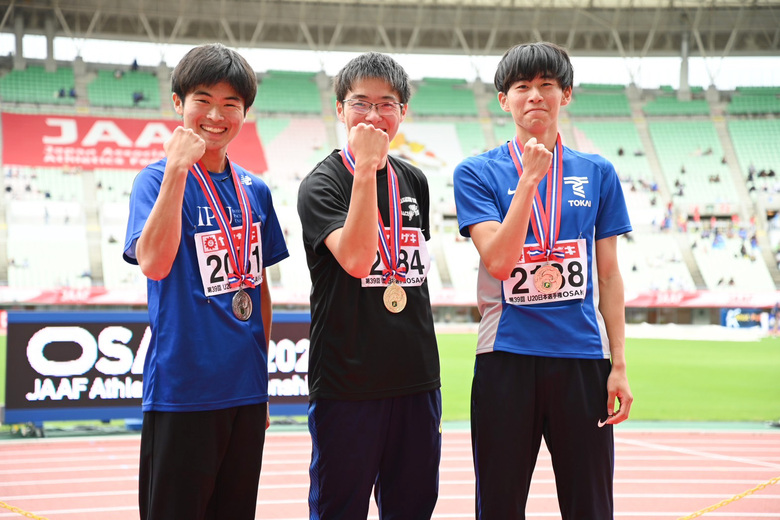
[
  {"x1": 564, "y1": 176, "x2": 589, "y2": 198},
  {"x1": 564, "y1": 176, "x2": 591, "y2": 207}
]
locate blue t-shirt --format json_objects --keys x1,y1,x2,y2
[
  {"x1": 123, "y1": 158, "x2": 289, "y2": 412},
  {"x1": 454, "y1": 142, "x2": 631, "y2": 360}
]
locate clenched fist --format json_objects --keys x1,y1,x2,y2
[
  {"x1": 520, "y1": 137, "x2": 553, "y2": 185},
  {"x1": 349, "y1": 122, "x2": 390, "y2": 174},
  {"x1": 164, "y1": 126, "x2": 206, "y2": 174}
]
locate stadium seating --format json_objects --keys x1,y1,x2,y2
[
  {"x1": 1, "y1": 60, "x2": 779, "y2": 300},
  {"x1": 256, "y1": 117, "x2": 329, "y2": 207},
  {"x1": 689, "y1": 230, "x2": 774, "y2": 291},
  {"x1": 642, "y1": 95, "x2": 710, "y2": 116},
  {"x1": 255, "y1": 70, "x2": 322, "y2": 114},
  {"x1": 647, "y1": 120, "x2": 736, "y2": 213},
  {"x1": 618, "y1": 232, "x2": 696, "y2": 292},
  {"x1": 4, "y1": 167, "x2": 85, "y2": 202},
  {"x1": 7, "y1": 222, "x2": 91, "y2": 289},
  {"x1": 565, "y1": 91, "x2": 631, "y2": 117},
  {"x1": 94, "y1": 170, "x2": 136, "y2": 204},
  {"x1": 571, "y1": 121, "x2": 654, "y2": 182},
  {"x1": 455, "y1": 122, "x2": 487, "y2": 156},
  {"x1": 727, "y1": 119, "x2": 780, "y2": 192},
  {"x1": 99, "y1": 201, "x2": 145, "y2": 289},
  {"x1": 0, "y1": 65, "x2": 76, "y2": 105},
  {"x1": 410, "y1": 78, "x2": 479, "y2": 117},
  {"x1": 87, "y1": 69, "x2": 161, "y2": 109},
  {"x1": 727, "y1": 87, "x2": 780, "y2": 115}
]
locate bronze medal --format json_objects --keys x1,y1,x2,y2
[
  {"x1": 533, "y1": 264, "x2": 563, "y2": 294},
  {"x1": 383, "y1": 282, "x2": 407, "y2": 313},
  {"x1": 232, "y1": 288, "x2": 252, "y2": 321}
]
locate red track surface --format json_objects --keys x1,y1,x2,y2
[{"x1": 1, "y1": 427, "x2": 779, "y2": 519}]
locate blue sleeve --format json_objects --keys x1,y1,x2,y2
[
  {"x1": 453, "y1": 156, "x2": 504, "y2": 238},
  {"x1": 123, "y1": 162, "x2": 165, "y2": 265},
  {"x1": 247, "y1": 174, "x2": 289, "y2": 268},
  {"x1": 594, "y1": 158, "x2": 632, "y2": 240}
]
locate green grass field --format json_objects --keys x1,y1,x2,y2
[
  {"x1": 439, "y1": 333, "x2": 780, "y2": 422},
  {"x1": 2, "y1": 333, "x2": 779, "y2": 424}
]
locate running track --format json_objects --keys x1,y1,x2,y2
[{"x1": 1, "y1": 426, "x2": 779, "y2": 519}]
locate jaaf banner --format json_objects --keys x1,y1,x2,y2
[{"x1": 1, "y1": 112, "x2": 267, "y2": 174}]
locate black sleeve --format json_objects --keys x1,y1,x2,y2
[{"x1": 297, "y1": 155, "x2": 352, "y2": 257}]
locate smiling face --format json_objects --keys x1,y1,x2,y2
[
  {"x1": 499, "y1": 75, "x2": 572, "y2": 145},
  {"x1": 336, "y1": 77, "x2": 407, "y2": 143},
  {"x1": 173, "y1": 81, "x2": 246, "y2": 171}
]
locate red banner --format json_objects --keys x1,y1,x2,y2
[
  {"x1": 1, "y1": 112, "x2": 267, "y2": 174},
  {"x1": 0, "y1": 285, "x2": 777, "y2": 309}
]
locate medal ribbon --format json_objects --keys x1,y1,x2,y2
[
  {"x1": 190, "y1": 158, "x2": 256, "y2": 289},
  {"x1": 507, "y1": 134, "x2": 565, "y2": 261},
  {"x1": 340, "y1": 146, "x2": 407, "y2": 283}
]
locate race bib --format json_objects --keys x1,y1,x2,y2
[
  {"x1": 502, "y1": 238, "x2": 587, "y2": 305},
  {"x1": 361, "y1": 228, "x2": 430, "y2": 287},
  {"x1": 195, "y1": 222, "x2": 263, "y2": 296}
]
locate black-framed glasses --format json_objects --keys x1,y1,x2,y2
[{"x1": 341, "y1": 99, "x2": 404, "y2": 116}]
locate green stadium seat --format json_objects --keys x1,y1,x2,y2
[
  {"x1": 571, "y1": 121, "x2": 653, "y2": 181},
  {"x1": 455, "y1": 122, "x2": 487, "y2": 156},
  {"x1": 565, "y1": 92, "x2": 631, "y2": 117},
  {"x1": 0, "y1": 65, "x2": 76, "y2": 105},
  {"x1": 579, "y1": 83, "x2": 626, "y2": 92},
  {"x1": 410, "y1": 80, "x2": 478, "y2": 117},
  {"x1": 86, "y1": 69, "x2": 160, "y2": 109},
  {"x1": 727, "y1": 93, "x2": 780, "y2": 115},
  {"x1": 728, "y1": 119, "x2": 780, "y2": 190},
  {"x1": 256, "y1": 71, "x2": 321, "y2": 114},
  {"x1": 647, "y1": 120, "x2": 736, "y2": 213},
  {"x1": 643, "y1": 95, "x2": 710, "y2": 116}
]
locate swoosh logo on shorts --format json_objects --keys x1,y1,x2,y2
[
  {"x1": 597, "y1": 418, "x2": 609, "y2": 428},
  {"x1": 507, "y1": 188, "x2": 516, "y2": 195}
]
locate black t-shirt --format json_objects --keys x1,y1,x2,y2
[{"x1": 297, "y1": 150, "x2": 441, "y2": 401}]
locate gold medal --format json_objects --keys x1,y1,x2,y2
[
  {"x1": 383, "y1": 281, "x2": 407, "y2": 313},
  {"x1": 533, "y1": 264, "x2": 563, "y2": 294},
  {"x1": 232, "y1": 288, "x2": 252, "y2": 321}
]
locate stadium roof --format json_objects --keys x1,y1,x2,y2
[{"x1": 2, "y1": 0, "x2": 780, "y2": 59}]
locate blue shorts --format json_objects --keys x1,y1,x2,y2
[{"x1": 308, "y1": 389, "x2": 442, "y2": 520}]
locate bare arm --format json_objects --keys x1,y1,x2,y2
[
  {"x1": 596, "y1": 235, "x2": 633, "y2": 425},
  {"x1": 260, "y1": 268, "x2": 272, "y2": 347},
  {"x1": 260, "y1": 268, "x2": 272, "y2": 430},
  {"x1": 136, "y1": 127, "x2": 205, "y2": 280},
  {"x1": 324, "y1": 123, "x2": 389, "y2": 278},
  {"x1": 468, "y1": 137, "x2": 552, "y2": 280}
]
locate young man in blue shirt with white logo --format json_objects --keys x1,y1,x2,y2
[
  {"x1": 454, "y1": 41, "x2": 634, "y2": 519},
  {"x1": 124, "y1": 43, "x2": 288, "y2": 520}
]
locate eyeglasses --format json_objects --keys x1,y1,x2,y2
[{"x1": 341, "y1": 99, "x2": 404, "y2": 116}]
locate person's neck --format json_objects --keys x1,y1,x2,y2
[
  {"x1": 516, "y1": 128, "x2": 559, "y2": 152},
  {"x1": 202, "y1": 153, "x2": 228, "y2": 174}
]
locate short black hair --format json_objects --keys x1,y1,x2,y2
[
  {"x1": 494, "y1": 42, "x2": 574, "y2": 94},
  {"x1": 334, "y1": 52, "x2": 411, "y2": 105},
  {"x1": 171, "y1": 43, "x2": 257, "y2": 112}
]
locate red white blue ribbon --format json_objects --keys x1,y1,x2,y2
[
  {"x1": 508, "y1": 134, "x2": 565, "y2": 261},
  {"x1": 340, "y1": 146, "x2": 407, "y2": 283},
  {"x1": 190, "y1": 157, "x2": 256, "y2": 288}
]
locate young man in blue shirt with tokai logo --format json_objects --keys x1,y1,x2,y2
[{"x1": 454, "y1": 41, "x2": 634, "y2": 519}]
